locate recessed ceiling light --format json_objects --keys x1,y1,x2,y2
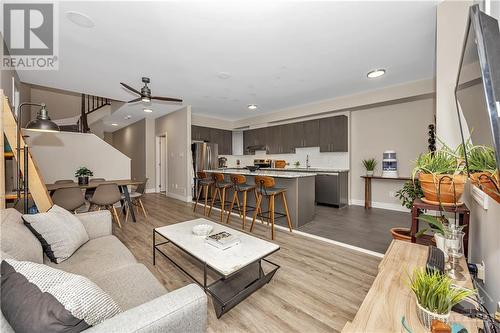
[
  {"x1": 111, "y1": 123, "x2": 118, "y2": 126},
  {"x1": 247, "y1": 104, "x2": 258, "y2": 110},
  {"x1": 367, "y1": 69, "x2": 386, "y2": 78},
  {"x1": 143, "y1": 108, "x2": 153, "y2": 113},
  {"x1": 66, "y1": 11, "x2": 95, "y2": 28},
  {"x1": 217, "y1": 72, "x2": 231, "y2": 79},
  {"x1": 124, "y1": 115, "x2": 132, "y2": 119}
]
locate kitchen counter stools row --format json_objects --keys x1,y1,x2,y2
[{"x1": 193, "y1": 172, "x2": 293, "y2": 240}]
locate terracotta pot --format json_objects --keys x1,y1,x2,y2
[
  {"x1": 470, "y1": 172, "x2": 500, "y2": 203},
  {"x1": 390, "y1": 228, "x2": 412, "y2": 242},
  {"x1": 418, "y1": 173, "x2": 467, "y2": 204}
]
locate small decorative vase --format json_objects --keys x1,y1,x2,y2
[
  {"x1": 434, "y1": 233, "x2": 446, "y2": 253},
  {"x1": 416, "y1": 301, "x2": 450, "y2": 331},
  {"x1": 78, "y1": 176, "x2": 89, "y2": 186},
  {"x1": 366, "y1": 170, "x2": 374, "y2": 176}
]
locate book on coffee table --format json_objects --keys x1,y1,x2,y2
[{"x1": 206, "y1": 231, "x2": 240, "y2": 250}]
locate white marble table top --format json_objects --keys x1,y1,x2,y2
[
  {"x1": 204, "y1": 169, "x2": 316, "y2": 178},
  {"x1": 155, "y1": 218, "x2": 280, "y2": 276}
]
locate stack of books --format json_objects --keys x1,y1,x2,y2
[{"x1": 206, "y1": 231, "x2": 240, "y2": 250}]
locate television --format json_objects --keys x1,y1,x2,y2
[{"x1": 455, "y1": 4, "x2": 500, "y2": 202}]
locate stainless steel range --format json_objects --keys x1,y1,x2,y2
[{"x1": 254, "y1": 159, "x2": 272, "y2": 168}]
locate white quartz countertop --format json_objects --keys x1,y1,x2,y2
[
  {"x1": 262, "y1": 167, "x2": 350, "y2": 173},
  {"x1": 205, "y1": 169, "x2": 316, "y2": 178}
]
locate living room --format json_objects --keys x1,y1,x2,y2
[{"x1": 1, "y1": 1, "x2": 500, "y2": 333}]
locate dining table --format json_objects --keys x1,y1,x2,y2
[{"x1": 45, "y1": 179, "x2": 143, "y2": 222}]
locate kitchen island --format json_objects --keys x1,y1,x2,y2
[{"x1": 204, "y1": 169, "x2": 316, "y2": 229}]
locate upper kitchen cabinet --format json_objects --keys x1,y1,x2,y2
[
  {"x1": 267, "y1": 125, "x2": 284, "y2": 154},
  {"x1": 243, "y1": 127, "x2": 268, "y2": 154},
  {"x1": 192, "y1": 125, "x2": 210, "y2": 141},
  {"x1": 319, "y1": 115, "x2": 348, "y2": 152},
  {"x1": 221, "y1": 129, "x2": 232, "y2": 155},
  {"x1": 291, "y1": 119, "x2": 319, "y2": 149}
]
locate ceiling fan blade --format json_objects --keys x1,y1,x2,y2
[
  {"x1": 151, "y1": 96, "x2": 183, "y2": 102},
  {"x1": 127, "y1": 97, "x2": 142, "y2": 103},
  {"x1": 120, "y1": 82, "x2": 141, "y2": 95}
]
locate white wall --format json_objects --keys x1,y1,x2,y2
[
  {"x1": 26, "y1": 130, "x2": 130, "y2": 183},
  {"x1": 155, "y1": 106, "x2": 192, "y2": 202},
  {"x1": 436, "y1": 0, "x2": 500, "y2": 313}
]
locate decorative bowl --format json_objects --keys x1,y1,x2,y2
[
  {"x1": 192, "y1": 224, "x2": 213, "y2": 237},
  {"x1": 246, "y1": 166, "x2": 260, "y2": 172}
]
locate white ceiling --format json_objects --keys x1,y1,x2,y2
[{"x1": 17, "y1": 1, "x2": 438, "y2": 130}]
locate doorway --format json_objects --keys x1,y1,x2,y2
[{"x1": 156, "y1": 134, "x2": 167, "y2": 194}]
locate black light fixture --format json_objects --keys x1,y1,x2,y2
[{"x1": 16, "y1": 102, "x2": 59, "y2": 213}]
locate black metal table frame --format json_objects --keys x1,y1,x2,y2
[{"x1": 153, "y1": 229, "x2": 280, "y2": 318}]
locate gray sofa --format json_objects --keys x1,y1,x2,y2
[{"x1": 0, "y1": 208, "x2": 207, "y2": 333}]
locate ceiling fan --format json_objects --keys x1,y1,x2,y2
[{"x1": 120, "y1": 77, "x2": 183, "y2": 103}]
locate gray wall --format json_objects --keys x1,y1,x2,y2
[{"x1": 111, "y1": 119, "x2": 146, "y2": 181}]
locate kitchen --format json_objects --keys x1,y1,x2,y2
[{"x1": 191, "y1": 114, "x2": 361, "y2": 244}]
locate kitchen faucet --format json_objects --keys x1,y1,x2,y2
[{"x1": 306, "y1": 154, "x2": 311, "y2": 168}]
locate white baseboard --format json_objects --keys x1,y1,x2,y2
[
  {"x1": 166, "y1": 192, "x2": 192, "y2": 203},
  {"x1": 349, "y1": 199, "x2": 409, "y2": 213},
  {"x1": 145, "y1": 188, "x2": 157, "y2": 194}
]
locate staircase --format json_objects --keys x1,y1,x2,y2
[
  {"x1": 78, "y1": 94, "x2": 111, "y2": 133},
  {"x1": 1, "y1": 94, "x2": 53, "y2": 212}
]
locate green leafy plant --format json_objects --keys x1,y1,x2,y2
[
  {"x1": 412, "y1": 150, "x2": 461, "y2": 180},
  {"x1": 466, "y1": 145, "x2": 497, "y2": 174},
  {"x1": 396, "y1": 180, "x2": 424, "y2": 209},
  {"x1": 75, "y1": 166, "x2": 93, "y2": 177},
  {"x1": 406, "y1": 268, "x2": 474, "y2": 315},
  {"x1": 362, "y1": 158, "x2": 377, "y2": 171},
  {"x1": 415, "y1": 214, "x2": 447, "y2": 237},
  {"x1": 294, "y1": 161, "x2": 300, "y2": 167}
]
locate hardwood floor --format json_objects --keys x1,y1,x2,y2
[
  {"x1": 299, "y1": 205, "x2": 411, "y2": 253},
  {"x1": 112, "y1": 194, "x2": 381, "y2": 333}
]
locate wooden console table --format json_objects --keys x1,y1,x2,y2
[
  {"x1": 361, "y1": 175, "x2": 411, "y2": 208},
  {"x1": 411, "y1": 198, "x2": 470, "y2": 258},
  {"x1": 342, "y1": 240, "x2": 481, "y2": 332}
]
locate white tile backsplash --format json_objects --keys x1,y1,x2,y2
[{"x1": 220, "y1": 147, "x2": 349, "y2": 170}]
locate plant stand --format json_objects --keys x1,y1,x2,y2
[{"x1": 410, "y1": 198, "x2": 470, "y2": 258}]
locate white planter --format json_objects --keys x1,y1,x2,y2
[
  {"x1": 416, "y1": 301, "x2": 450, "y2": 330},
  {"x1": 434, "y1": 233, "x2": 445, "y2": 252},
  {"x1": 366, "y1": 170, "x2": 374, "y2": 176}
]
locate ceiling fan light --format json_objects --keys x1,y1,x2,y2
[{"x1": 141, "y1": 96, "x2": 151, "y2": 103}]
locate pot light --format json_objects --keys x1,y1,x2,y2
[
  {"x1": 367, "y1": 69, "x2": 386, "y2": 78},
  {"x1": 247, "y1": 104, "x2": 258, "y2": 110},
  {"x1": 111, "y1": 123, "x2": 118, "y2": 126},
  {"x1": 66, "y1": 11, "x2": 95, "y2": 28},
  {"x1": 143, "y1": 108, "x2": 153, "y2": 113}
]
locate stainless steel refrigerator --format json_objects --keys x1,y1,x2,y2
[{"x1": 192, "y1": 142, "x2": 218, "y2": 199}]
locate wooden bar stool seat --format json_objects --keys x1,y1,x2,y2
[
  {"x1": 226, "y1": 174, "x2": 257, "y2": 229},
  {"x1": 208, "y1": 173, "x2": 237, "y2": 222},
  {"x1": 193, "y1": 172, "x2": 215, "y2": 216},
  {"x1": 251, "y1": 176, "x2": 293, "y2": 240}
]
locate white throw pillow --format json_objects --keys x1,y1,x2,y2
[{"x1": 23, "y1": 205, "x2": 90, "y2": 263}]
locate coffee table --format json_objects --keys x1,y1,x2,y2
[{"x1": 153, "y1": 218, "x2": 280, "y2": 318}]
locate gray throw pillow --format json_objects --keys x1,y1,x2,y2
[
  {"x1": 1, "y1": 259, "x2": 121, "y2": 333},
  {"x1": 23, "y1": 205, "x2": 89, "y2": 263}
]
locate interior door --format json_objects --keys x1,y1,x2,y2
[{"x1": 160, "y1": 136, "x2": 167, "y2": 193}]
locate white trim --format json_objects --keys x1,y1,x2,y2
[
  {"x1": 201, "y1": 203, "x2": 384, "y2": 258},
  {"x1": 168, "y1": 192, "x2": 192, "y2": 202},
  {"x1": 145, "y1": 188, "x2": 157, "y2": 194},
  {"x1": 349, "y1": 199, "x2": 409, "y2": 212}
]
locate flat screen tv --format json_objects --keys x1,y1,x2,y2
[{"x1": 455, "y1": 4, "x2": 500, "y2": 201}]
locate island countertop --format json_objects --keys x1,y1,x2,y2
[{"x1": 204, "y1": 168, "x2": 316, "y2": 178}]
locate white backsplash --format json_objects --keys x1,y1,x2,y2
[{"x1": 220, "y1": 147, "x2": 349, "y2": 170}]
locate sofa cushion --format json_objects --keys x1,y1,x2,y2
[
  {"x1": 23, "y1": 205, "x2": 90, "y2": 264},
  {"x1": 0, "y1": 208, "x2": 43, "y2": 263},
  {"x1": 1, "y1": 259, "x2": 121, "y2": 333},
  {"x1": 45, "y1": 236, "x2": 136, "y2": 280},
  {"x1": 91, "y1": 264, "x2": 167, "y2": 311}
]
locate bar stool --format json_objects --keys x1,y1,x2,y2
[
  {"x1": 208, "y1": 173, "x2": 238, "y2": 222},
  {"x1": 251, "y1": 176, "x2": 293, "y2": 240},
  {"x1": 193, "y1": 172, "x2": 215, "y2": 216},
  {"x1": 225, "y1": 174, "x2": 257, "y2": 229}
]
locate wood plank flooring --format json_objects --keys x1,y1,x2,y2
[
  {"x1": 299, "y1": 205, "x2": 411, "y2": 253},
  {"x1": 112, "y1": 194, "x2": 381, "y2": 333}
]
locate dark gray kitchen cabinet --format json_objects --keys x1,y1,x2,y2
[
  {"x1": 191, "y1": 125, "x2": 210, "y2": 141},
  {"x1": 290, "y1": 120, "x2": 319, "y2": 149},
  {"x1": 221, "y1": 130, "x2": 232, "y2": 155},
  {"x1": 319, "y1": 115, "x2": 348, "y2": 152},
  {"x1": 267, "y1": 125, "x2": 283, "y2": 154}
]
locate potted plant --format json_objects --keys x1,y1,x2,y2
[
  {"x1": 407, "y1": 268, "x2": 474, "y2": 330},
  {"x1": 75, "y1": 166, "x2": 93, "y2": 185},
  {"x1": 396, "y1": 180, "x2": 424, "y2": 209},
  {"x1": 416, "y1": 214, "x2": 447, "y2": 252},
  {"x1": 412, "y1": 150, "x2": 466, "y2": 205},
  {"x1": 362, "y1": 158, "x2": 377, "y2": 176},
  {"x1": 294, "y1": 161, "x2": 301, "y2": 168},
  {"x1": 465, "y1": 145, "x2": 500, "y2": 202}
]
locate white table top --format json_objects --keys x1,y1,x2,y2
[
  {"x1": 154, "y1": 218, "x2": 280, "y2": 276},
  {"x1": 205, "y1": 169, "x2": 316, "y2": 178}
]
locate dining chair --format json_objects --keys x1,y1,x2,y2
[
  {"x1": 85, "y1": 178, "x2": 106, "y2": 200},
  {"x1": 51, "y1": 186, "x2": 86, "y2": 213},
  {"x1": 123, "y1": 178, "x2": 148, "y2": 222},
  {"x1": 54, "y1": 179, "x2": 75, "y2": 184},
  {"x1": 89, "y1": 183, "x2": 122, "y2": 228}
]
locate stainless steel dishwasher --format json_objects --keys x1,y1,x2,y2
[{"x1": 315, "y1": 172, "x2": 348, "y2": 207}]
